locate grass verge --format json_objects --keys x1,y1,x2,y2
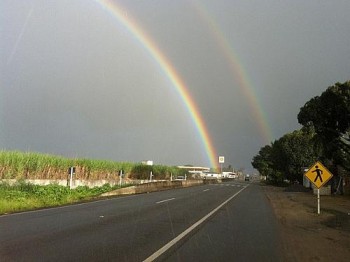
[{"x1": 0, "y1": 180, "x2": 129, "y2": 215}]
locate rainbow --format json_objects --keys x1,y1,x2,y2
[
  {"x1": 192, "y1": 1, "x2": 273, "y2": 144},
  {"x1": 94, "y1": 0, "x2": 219, "y2": 169}
]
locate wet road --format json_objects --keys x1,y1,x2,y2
[{"x1": 0, "y1": 181, "x2": 282, "y2": 261}]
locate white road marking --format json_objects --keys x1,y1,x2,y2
[
  {"x1": 144, "y1": 185, "x2": 248, "y2": 262},
  {"x1": 156, "y1": 198, "x2": 176, "y2": 204},
  {"x1": 210, "y1": 183, "x2": 244, "y2": 187},
  {"x1": 203, "y1": 189, "x2": 210, "y2": 192}
]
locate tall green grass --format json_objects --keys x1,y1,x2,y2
[
  {"x1": 0, "y1": 150, "x2": 187, "y2": 180},
  {"x1": 0, "y1": 180, "x2": 129, "y2": 214}
]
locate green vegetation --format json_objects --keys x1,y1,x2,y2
[
  {"x1": 252, "y1": 80, "x2": 350, "y2": 184},
  {"x1": 129, "y1": 164, "x2": 187, "y2": 180},
  {"x1": 0, "y1": 151, "x2": 134, "y2": 179},
  {"x1": 0, "y1": 151, "x2": 189, "y2": 213},
  {"x1": 0, "y1": 180, "x2": 130, "y2": 214},
  {"x1": 0, "y1": 151, "x2": 187, "y2": 180}
]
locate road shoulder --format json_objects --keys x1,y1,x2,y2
[{"x1": 263, "y1": 184, "x2": 350, "y2": 262}]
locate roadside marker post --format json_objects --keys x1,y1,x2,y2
[
  {"x1": 304, "y1": 161, "x2": 333, "y2": 215},
  {"x1": 119, "y1": 170, "x2": 123, "y2": 187},
  {"x1": 68, "y1": 167, "x2": 76, "y2": 190}
]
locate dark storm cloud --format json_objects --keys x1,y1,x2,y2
[{"x1": 1, "y1": 0, "x2": 350, "y2": 172}]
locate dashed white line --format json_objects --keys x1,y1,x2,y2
[
  {"x1": 144, "y1": 185, "x2": 248, "y2": 261},
  {"x1": 210, "y1": 184, "x2": 244, "y2": 187},
  {"x1": 156, "y1": 198, "x2": 175, "y2": 204},
  {"x1": 203, "y1": 189, "x2": 210, "y2": 192}
]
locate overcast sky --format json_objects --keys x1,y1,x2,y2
[{"x1": 1, "y1": 0, "x2": 350, "y2": 172}]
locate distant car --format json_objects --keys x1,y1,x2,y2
[{"x1": 245, "y1": 175, "x2": 250, "y2": 181}]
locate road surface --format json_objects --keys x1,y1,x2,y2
[{"x1": 0, "y1": 181, "x2": 283, "y2": 261}]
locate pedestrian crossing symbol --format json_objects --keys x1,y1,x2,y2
[{"x1": 304, "y1": 161, "x2": 333, "y2": 188}]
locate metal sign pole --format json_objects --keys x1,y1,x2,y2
[{"x1": 317, "y1": 189, "x2": 320, "y2": 215}]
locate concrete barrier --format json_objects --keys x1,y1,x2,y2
[
  {"x1": 1, "y1": 178, "x2": 228, "y2": 197},
  {"x1": 101, "y1": 179, "x2": 222, "y2": 197}
]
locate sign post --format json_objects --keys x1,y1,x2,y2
[
  {"x1": 304, "y1": 161, "x2": 333, "y2": 214},
  {"x1": 317, "y1": 189, "x2": 320, "y2": 214},
  {"x1": 218, "y1": 156, "x2": 225, "y2": 174}
]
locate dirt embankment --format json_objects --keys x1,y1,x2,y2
[{"x1": 263, "y1": 184, "x2": 350, "y2": 262}]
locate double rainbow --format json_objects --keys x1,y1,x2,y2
[
  {"x1": 94, "y1": 0, "x2": 219, "y2": 169},
  {"x1": 192, "y1": 1, "x2": 273, "y2": 144}
]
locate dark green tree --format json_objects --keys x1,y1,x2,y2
[
  {"x1": 298, "y1": 81, "x2": 350, "y2": 171},
  {"x1": 252, "y1": 129, "x2": 322, "y2": 183},
  {"x1": 251, "y1": 145, "x2": 279, "y2": 181},
  {"x1": 273, "y1": 129, "x2": 322, "y2": 182}
]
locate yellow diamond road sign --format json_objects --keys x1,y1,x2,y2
[{"x1": 304, "y1": 161, "x2": 333, "y2": 188}]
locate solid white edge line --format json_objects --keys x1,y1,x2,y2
[
  {"x1": 143, "y1": 185, "x2": 248, "y2": 262},
  {"x1": 156, "y1": 198, "x2": 176, "y2": 204}
]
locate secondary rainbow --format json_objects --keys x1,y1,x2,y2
[
  {"x1": 193, "y1": 1, "x2": 273, "y2": 144},
  {"x1": 94, "y1": 0, "x2": 218, "y2": 169}
]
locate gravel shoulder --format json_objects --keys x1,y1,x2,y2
[{"x1": 263, "y1": 184, "x2": 350, "y2": 262}]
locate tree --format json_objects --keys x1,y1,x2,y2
[
  {"x1": 251, "y1": 145, "x2": 278, "y2": 181},
  {"x1": 298, "y1": 81, "x2": 350, "y2": 140},
  {"x1": 253, "y1": 80, "x2": 350, "y2": 183},
  {"x1": 298, "y1": 81, "x2": 350, "y2": 171},
  {"x1": 252, "y1": 129, "x2": 322, "y2": 183},
  {"x1": 273, "y1": 129, "x2": 322, "y2": 182}
]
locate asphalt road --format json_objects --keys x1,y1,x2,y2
[{"x1": 0, "y1": 181, "x2": 283, "y2": 261}]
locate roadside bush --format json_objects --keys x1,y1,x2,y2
[{"x1": 0, "y1": 181, "x2": 126, "y2": 214}]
